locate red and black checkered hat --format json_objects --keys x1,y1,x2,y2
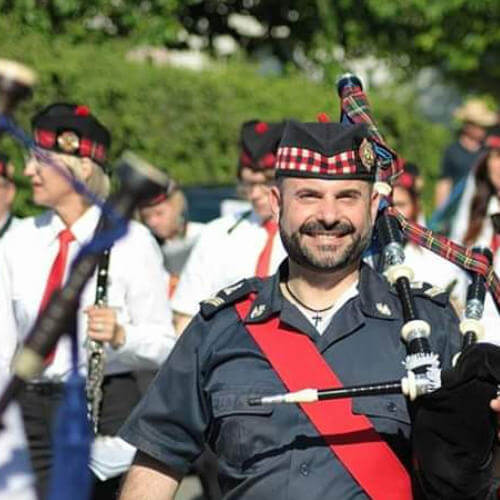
[
  {"x1": 239, "y1": 120, "x2": 285, "y2": 171},
  {"x1": 275, "y1": 120, "x2": 376, "y2": 181},
  {"x1": 0, "y1": 152, "x2": 14, "y2": 182},
  {"x1": 31, "y1": 103, "x2": 111, "y2": 169}
]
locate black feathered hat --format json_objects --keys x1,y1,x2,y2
[
  {"x1": 31, "y1": 103, "x2": 111, "y2": 169},
  {"x1": 239, "y1": 120, "x2": 285, "y2": 172},
  {"x1": 275, "y1": 120, "x2": 376, "y2": 181}
]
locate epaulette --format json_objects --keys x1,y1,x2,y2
[
  {"x1": 200, "y1": 279, "x2": 257, "y2": 319},
  {"x1": 409, "y1": 281, "x2": 449, "y2": 307}
]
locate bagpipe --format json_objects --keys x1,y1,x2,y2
[
  {"x1": 0, "y1": 59, "x2": 171, "y2": 499},
  {"x1": 250, "y1": 74, "x2": 500, "y2": 498}
]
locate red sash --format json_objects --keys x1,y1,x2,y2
[{"x1": 235, "y1": 298, "x2": 412, "y2": 500}]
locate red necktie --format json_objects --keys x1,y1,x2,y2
[
  {"x1": 255, "y1": 219, "x2": 278, "y2": 278},
  {"x1": 39, "y1": 228, "x2": 75, "y2": 364},
  {"x1": 491, "y1": 233, "x2": 500, "y2": 257}
]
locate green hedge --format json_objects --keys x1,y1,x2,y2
[{"x1": 1, "y1": 19, "x2": 449, "y2": 216}]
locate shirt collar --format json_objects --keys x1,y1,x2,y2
[
  {"x1": 46, "y1": 205, "x2": 101, "y2": 245},
  {"x1": 245, "y1": 259, "x2": 401, "y2": 323}
]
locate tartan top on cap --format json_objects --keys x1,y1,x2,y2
[
  {"x1": 239, "y1": 120, "x2": 285, "y2": 171},
  {"x1": 275, "y1": 121, "x2": 376, "y2": 180},
  {"x1": 31, "y1": 103, "x2": 111, "y2": 168}
]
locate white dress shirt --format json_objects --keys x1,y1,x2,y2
[
  {"x1": 0, "y1": 205, "x2": 177, "y2": 380},
  {"x1": 0, "y1": 212, "x2": 21, "y2": 239},
  {"x1": 172, "y1": 210, "x2": 286, "y2": 316}
]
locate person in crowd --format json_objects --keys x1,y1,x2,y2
[
  {"x1": 0, "y1": 153, "x2": 21, "y2": 238},
  {"x1": 118, "y1": 120, "x2": 500, "y2": 500},
  {"x1": 435, "y1": 98, "x2": 496, "y2": 209},
  {"x1": 139, "y1": 181, "x2": 204, "y2": 297},
  {"x1": 0, "y1": 103, "x2": 177, "y2": 499},
  {"x1": 171, "y1": 120, "x2": 287, "y2": 334},
  {"x1": 453, "y1": 126, "x2": 500, "y2": 344}
]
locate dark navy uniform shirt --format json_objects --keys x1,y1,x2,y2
[{"x1": 120, "y1": 262, "x2": 461, "y2": 499}]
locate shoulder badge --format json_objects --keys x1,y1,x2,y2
[{"x1": 200, "y1": 279, "x2": 256, "y2": 320}]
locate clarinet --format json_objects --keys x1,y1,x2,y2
[
  {"x1": 86, "y1": 247, "x2": 110, "y2": 435},
  {"x1": 249, "y1": 213, "x2": 442, "y2": 406}
]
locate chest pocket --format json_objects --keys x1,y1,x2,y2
[
  {"x1": 352, "y1": 396, "x2": 411, "y2": 437},
  {"x1": 210, "y1": 389, "x2": 281, "y2": 471}
]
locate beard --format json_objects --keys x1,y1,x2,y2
[{"x1": 280, "y1": 216, "x2": 372, "y2": 273}]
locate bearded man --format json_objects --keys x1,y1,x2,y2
[{"x1": 118, "y1": 121, "x2": 500, "y2": 500}]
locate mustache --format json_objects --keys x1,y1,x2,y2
[{"x1": 299, "y1": 219, "x2": 355, "y2": 237}]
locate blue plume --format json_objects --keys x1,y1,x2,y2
[{"x1": 47, "y1": 372, "x2": 92, "y2": 500}]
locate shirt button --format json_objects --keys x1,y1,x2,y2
[
  {"x1": 386, "y1": 402, "x2": 397, "y2": 413},
  {"x1": 299, "y1": 463, "x2": 310, "y2": 476}
]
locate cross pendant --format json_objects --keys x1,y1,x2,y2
[{"x1": 312, "y1": 314, "x2": 322, "y2": 328}]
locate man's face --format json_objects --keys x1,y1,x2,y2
[
  {"x1": 23, "y1": 152, "x2": 76, "y2": 209},
  {"x1": 271, "y1": 177, "x2": 379, "y2": 272},
  {"x1": 140, "y1": 199, "x2": 178, "y2": 241},
  {"x1": 463, "y1": 122, "x2": 486, "y2": 142},
  {"x1": 239, "y1": 167, "x2": 274, "y2": 222}
]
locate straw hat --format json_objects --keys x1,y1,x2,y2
[{"x1": 453, "y1": 98, "x2": 497, "y2": 127}]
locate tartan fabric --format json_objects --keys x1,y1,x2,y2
[
  {"x1": 387, "y1": 207, "x2": 500, "y2": 309},
  {"x1": 276, "y1": 146, "x2": 359, "y2": 176},
  {"x1": 339, "y1": 85, "x2": 402, "y2": 185},
  {"x1": 34, "y1": 128, "x2": 107, "y2": 163}
]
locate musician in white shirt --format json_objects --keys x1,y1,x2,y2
[
  {"x1": 0, "y1": 103, "x2": 176, "y2": 499},
  {"x1": 171, "y1": 120, "x2": 287, "y2": 333}
]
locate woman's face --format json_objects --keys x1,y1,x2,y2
[
  {"x1": 487, "y1": 149, "x2": 500, "y2": 193},
  {"x1": 392, "y1": 186, "x2": 418, "y2": 221}
]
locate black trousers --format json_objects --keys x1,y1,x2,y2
[{"x1": 19, "y1": 373, "x2": 142, "y2": 500}]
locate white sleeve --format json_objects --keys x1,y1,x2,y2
[
  {"x1": 170, "y1": 224, "x2": 220, "y2": 316},
  {"x1": 110, "y1": 228, "x2": 176, "y2": 369},
  {"x1": 0, "y1": 244, "x2": 19, "y2": 369}
]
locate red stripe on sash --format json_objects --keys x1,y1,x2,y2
[{"x1": 235, "y1": 298, "x2": 412, "y2": 500}]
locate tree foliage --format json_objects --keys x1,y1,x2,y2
[
  {"x1": 1, "y1": 1, "x2": 498, "y2": 96},
  {"x1": 0, "y1": 21, "x2": 449, "y2": 217}
]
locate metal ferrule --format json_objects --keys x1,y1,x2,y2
[
  {"x1": 465, "y1": 298, "x2": 484, "y2": 321},
  {"x1": 382, "y1": 242, "x2": 405, "y2": 268}
]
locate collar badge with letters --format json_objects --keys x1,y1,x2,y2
[{"x1": 376, "y1": 302, "x2": 391, "y2": 316}]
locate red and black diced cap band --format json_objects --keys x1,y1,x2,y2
[
  {"x1": 275, "y1": 121, "x2": 376, "y2": 180},
  {"x1": 31, "y1": 103, "x2": 111, "y2": 169}
]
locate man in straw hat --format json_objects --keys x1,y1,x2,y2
[
  {"x1": 118, "y1": 119, "x2": 500, "y2": 499},
  {"x1": 435, "y1": 98, "x2": 497, "y2": 210}
]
